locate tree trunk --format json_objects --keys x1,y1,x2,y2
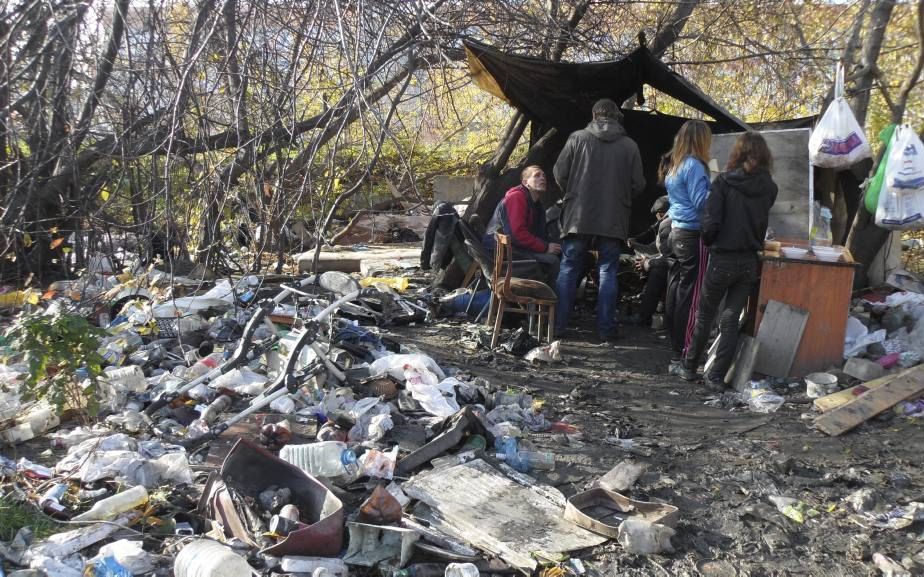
[{"x1": 845, "y1": 0, "x2": 923, "y2": 287}]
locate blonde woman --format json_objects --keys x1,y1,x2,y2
[{"x1": 664, "y1": 120, "x2": 712, "y2": 374}]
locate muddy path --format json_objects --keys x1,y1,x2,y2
[{"x1": 389, "y1": 316, "x2": 924, "y2": 577}]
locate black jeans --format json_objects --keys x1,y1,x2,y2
[
  {"x1": 683, "y1": 253, "x2": 758, "y2": 381},
  {"x1": 637, "y1": 257, "x2": 670, "y2": 321},
  {"x1": 665, "y1": 228, "x2": 704, "y2": 360}
]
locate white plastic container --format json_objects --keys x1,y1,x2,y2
[
  {"x1": 73, "y1": 485, "x2": 149, "y2": 522},
  {"x1": 805, "y1": 372, "x2": 838, "y2": 398},
  {"x1": 103, "y1": 365, "x2": 147, "y2": 393},
  {"x1": 445, "y1": 563, "x2": 480, "y2": 577},
  {"x1": 174, "y1": 539, "x2": 253, "y2": 577},
  {"x1": 781, "y1": 246, "x2": 808, "y2": 259}
]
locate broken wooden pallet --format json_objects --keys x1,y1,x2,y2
[{"x1": 814, "y1": 365, "x2": 924, "y2": 436}]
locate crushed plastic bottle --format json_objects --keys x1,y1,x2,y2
[{"x1": 493, "y1": 436, "x2": 555, "y2": 472}]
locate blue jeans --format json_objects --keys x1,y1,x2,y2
[{"x1": 555, "y1": 235, "x2": 621, "y2": 336}]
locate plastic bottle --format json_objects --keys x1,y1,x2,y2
[
  {"x1": 279, "y1": 442, "x2": 358, "y2": 478},
  {"x1": 182, "y1": 352, "x2": 223, "y2": 380},
  {"x1": 445, "y1": 563, "x2": 480, "y2": 577},
  {"x1": 40, "y1": 483, "x2": 70, "y2": 519},
  {"x1": 280, "y1": 556, "x2": 348, "y2": 576},
  {"x1": 199, "y1": 395, "x2": 232, "y2": 424},
  {"x1": 174, "y1": 539, "x2": 252, "y2": 577},
  {"x1": 73, "y1": 485, "x2": 149, "y2": 522},
  {"x1": 495, "y1": 449, "x2": 555, "y2": 472}
]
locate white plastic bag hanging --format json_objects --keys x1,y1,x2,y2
[
  {"x1": 875, "y1": 125, "x2": 924, "y2": 229},
  {"x1": 808, "y1": 63, "x2": 872, "y2": 168}
]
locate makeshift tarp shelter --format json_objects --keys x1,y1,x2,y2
[{"x1": 464, "y1": 39, "x2": 751, "y2": 235}]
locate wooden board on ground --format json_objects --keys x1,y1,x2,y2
[
  {"x1": 812, "y1": 370, "x2": 905, "y2": 412},
  {"x1": 814, "y1": 365, "x2": 924, "y2": 436},
  {"x1": 402, "y1": 459, "x2": 606, "y2": 573},
  {"x1": 730, "y1": 335, "x2": 760, "y2": 392},
  {"x1": 752, "y1": 300, "x2": 809, "y2": 378},
  {"x1": 295, "y1": 243, "x2": 421, "y2": 273}
]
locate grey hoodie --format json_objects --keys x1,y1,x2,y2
[{"x1": 553, "y1": 119, "x2": 646, "y2": 241}]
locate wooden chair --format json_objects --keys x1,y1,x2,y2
[{"x1": 489, "y1": 233, "x2": 558, "y2": 348}]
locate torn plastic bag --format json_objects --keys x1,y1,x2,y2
[
  {"x1": 370, "y1": 353, "x2": 446, "y2": 383},
  {"x1": 199, "y1": 438, "x2": 344, "y2": 557}
]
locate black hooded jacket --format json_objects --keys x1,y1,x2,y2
[{"x1": 702, "y1": 169, "x2": 778, "y2": 254}]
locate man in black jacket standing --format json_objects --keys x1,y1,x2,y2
[
  {"x1": 553, "y1": 99, "x2": 646, "y2": 342},
  {"x1": 681, "y1": 132, "x2": 778, "y2": 388}
]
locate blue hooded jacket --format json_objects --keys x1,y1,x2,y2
[{"x1": 666, "y1": 156, "x2": 711, "y2": 230}]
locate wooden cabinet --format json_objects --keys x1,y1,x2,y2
[{"x1": 751, "y1": 254, "x2": 857, "y2": 378}]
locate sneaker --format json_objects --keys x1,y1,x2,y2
[
  {"x1": 679, "y1": 367, "x2": 700, "y2": 382},
  {"x1": 668, "y1": 361, "x2": 684, "y2": 376},
  {"x1": 704, "y1": 374, "x2": 727, "y2": 392}
]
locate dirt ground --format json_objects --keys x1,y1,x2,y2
[{"x1": 388, "y1": 309, "x2": 924, "y2": 577}]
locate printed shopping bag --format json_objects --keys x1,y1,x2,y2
[
  {"x1": 875, "y1": 125, "x2": 924, "y2": 229},
  {"x1": 809, "y1": 63, "x2": 873, "y2": 169}
]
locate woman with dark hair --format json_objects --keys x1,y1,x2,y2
[{"x1": 680, "y1": 132, "x2": 778, "y2": 389}]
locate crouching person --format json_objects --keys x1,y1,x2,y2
[
  {"x1": 483, "y1": 165, "x2": 562, "y2": 287},
  {"x1": 681, "y1": 132, "x2": 778, "y2": 389}
]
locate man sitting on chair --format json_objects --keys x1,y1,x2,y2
[{"x1": 482, "y1": 165, "x2": 562, "y2": 287}]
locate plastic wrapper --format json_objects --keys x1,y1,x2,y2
[
  {"x1": 209, "y1": 367, "x2": 268, "y2": 395},
  {"x1": 369, "y1": 353, "x2": 446, "y2": 383},
  {"x1": 91, "y1": 540, "x2": 154, "y2": 574},
  {"x1": 360, "y1": 446, "x2": 398, "y2": 480},
  {"x1": 616, "y1": 518, "x2": 675, "y2": 554}
]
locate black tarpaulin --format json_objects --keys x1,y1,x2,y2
[{"x1": 464, "y1": 39, "x2": 750, "y2": 134}]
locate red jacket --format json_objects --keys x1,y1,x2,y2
[{"x1": 502, "y1": 185, "x2": 547, "y2": 253}]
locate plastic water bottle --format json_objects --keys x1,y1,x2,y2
[
  {"x1": 73, "y1": 485, "x2": 149, "y2": 522},
  {"x1": 493, "y1": 436, "x2": 555, "y2": 472},
  {"x1": 280, "y1": 442, "x2": 358, "y2": 478}
]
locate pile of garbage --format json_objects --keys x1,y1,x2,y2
[{"x1": 0, "y1": 268, "x2": 662, "y2": 577}]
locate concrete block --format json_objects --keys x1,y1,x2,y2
[{"x1": 844, "y1": 357, "x2": 886, "y2": 382}]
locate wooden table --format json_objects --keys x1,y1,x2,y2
[{"x1": 750, "y1": 252, "x2": 858, "y2": 378}]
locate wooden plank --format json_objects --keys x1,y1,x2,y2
[
  {"x1": 754, "y1": 259, "x2": 855, "y2": 377},
  {"x1": 752, "y1": 300, "x2": 809, "y2": 378},
  {"x1": 703, "y1": 337, "x2": 721, "y2": 378},
  {"x1": 813, "y1": 367, "x2": 915, "y2": 412},
  {"x1": 730, "y1": 335, "x2": 760, "y2": 392},
  {"x1": 402, "y1": 459, "x2": 606, "y2": 573},
  {"x1": 296, "y1": 244, "x2": 421, "y2": 273},
  {"x1": 814, "y1": 365, "x2": 924, "y2": 436}
]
